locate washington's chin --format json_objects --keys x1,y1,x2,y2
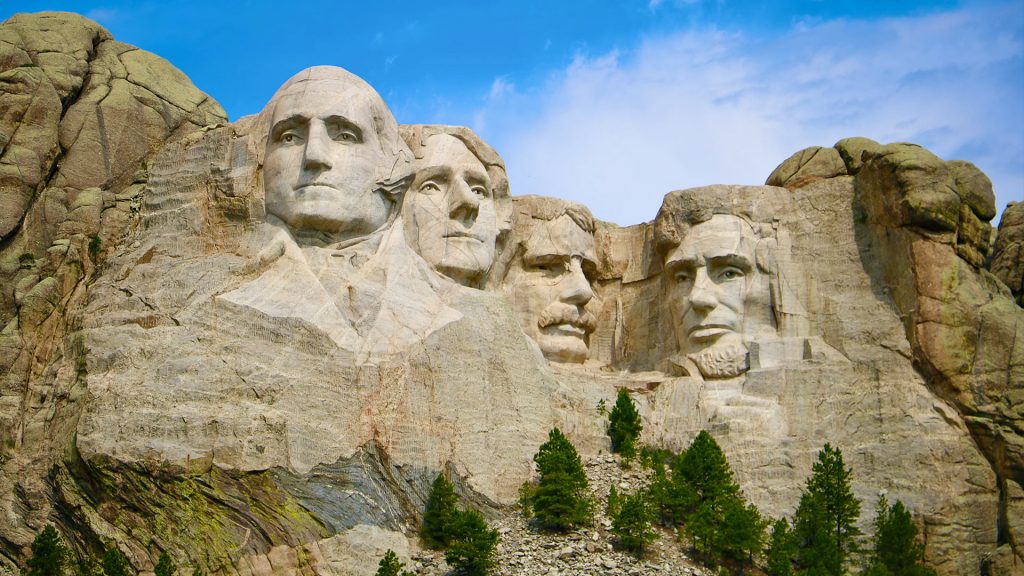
[
  {"x1": 538, "y1": 326, "x2": 590, "y2": 363},
  {"x1": 268, "y1": 197, "x2": 388, "y2": 237}
]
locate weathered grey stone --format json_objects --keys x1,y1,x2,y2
[
  {"x1": 990, "y1": 202, "x2": 1024, "y2": 305},
  {"x1": 765, "y1": 145, "x2": 846, "y2": 189},
  {"x1": 834, "y1": 136, "x2": 883, "y2": 174}
]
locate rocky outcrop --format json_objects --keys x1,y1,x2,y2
[
  {"x1": 991, "y1": 201, "x2": 1024, "y2": 305},
  {"x1": 0, "y1": 10, "x2": 225, "y2": 571},
  {"x1": 769, "y1": 137, "x2": 1023, "y2": 573}
]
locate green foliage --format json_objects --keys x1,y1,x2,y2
[
  {"x1": 719, "y1": 498, "x2": 767, "y2": 569},
  {"x1": 101, "y1": 546, "x2": 132, "y2": 576},
  {"x1": 27, "y1": 525, "x2": 67, "y2": 576},
  {"x1": 374, "y1": 549, "x2": 413, "y2": 576},
  {"x1": 517, "y1": 481, "x2": 536, "y2": 518},
  {"x1": 611, "y1": 490, "x2": 658, "y2": 555},
  {"x1": 531, "y1": 428, "x2": 592, "y2": 531},
  {"x1": 675, "y1": 431, "x2": 740, "y2": 504},
  {"x1": 190, "y1": 568, "x2": 204, "y2": 576},
  {"x1": 766, "y1": 518, "x2": 797, "y2": 576},
  {"x1": 794, "y1": 444, "x2": 861, "y2": 576},
  {"x1": 422, "y1": 473, "x2": 459, "y2": 549},
  {"x1": 73, "y1": 557, "x2": 101, "y2": 576},
  {"x1": 606, "y1": 485, "x2": 621, "y2": 518},
  {"x1": 444, "y1": 509, "x2": 499, "y2": 576},
  {"x1": 862, "y1": 496, "x2": 936, "y2": 576},
  {"x1": 89, "y1": 235, "x2": 102, "y2": 256},
  {"x1": 154, "y1": 553, "x2": 175, "y2": 576},
  {"x1": 607, "y1": 388, "x2": 643, "y2": 458}
]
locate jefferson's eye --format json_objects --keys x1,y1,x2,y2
[
  {"x1": 720, "y1": 267, "x2": 744, "y2": 280},
  {"x1": 471, "y1": 186, "x2": 489, "y2": 197},
  {"x1": 419, "y1": 181, "x2": 442, "y2": 193}
]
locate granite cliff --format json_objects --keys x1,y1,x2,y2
[{"x1": 0, "y1": 12, "x2": 1020, "y2": 576}]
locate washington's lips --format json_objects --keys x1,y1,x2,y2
[{"x1": 295, "y1": 182, "x2": 339, "y2": 192}]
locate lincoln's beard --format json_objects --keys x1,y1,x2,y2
[{"x1": 689, "y1": 341, "x2": 749, "y2": 379}]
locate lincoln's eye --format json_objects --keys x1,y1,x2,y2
[{"x1": 720, "y1": 267, "x2": 745, "y2": 280}]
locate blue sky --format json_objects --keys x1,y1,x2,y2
[{"x1": 3, "y1": 1, "x2": 1022, "y2": 226}]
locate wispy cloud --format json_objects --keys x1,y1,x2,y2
[
  {"x1": 84, "y1": 8, "x2": 120, "y2": 25},
  {"x1": 474, "y1": 2, "x2": 1023, "y2": 226}
]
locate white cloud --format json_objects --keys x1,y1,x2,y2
[{"x1": 474, "y1": 3, "x2": 1023, "y2": 226}]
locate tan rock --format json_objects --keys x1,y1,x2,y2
[
  {"x1": 765, "y1": 145, "x2": 847, "y2": 189},
  {"x1": 834, "y1": 136, "x2": 883, "y2": 174},
  {"x1": 990, "y1": 201, "x2": 1023, "y2": 305}
]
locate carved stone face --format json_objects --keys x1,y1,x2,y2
[
  {"x1": 505, "y1": 215, "x2": 598, "y2": 363},
  {"x1": 404, "y1": 134, "x2": 498, "y2": 286},
  {"x1": 664, "y1": 214, "x2": 768, "y2": 377},
  {"x1": 263, "y1": 81, "x2": 386, "y2": 241}
]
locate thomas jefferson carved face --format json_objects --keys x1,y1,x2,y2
[
  {"x1": 664, "y1": 214, "x2": 769, "y2": 378},
  {"x1": 404, "y1": 134, "x2": 498, "y2": 286},
  {"x1": 263, "y1": 75, "x2": 389, "y2": 242},
  {"x1": 504, "y1": 214, "x2": 598, "y2": 363}
]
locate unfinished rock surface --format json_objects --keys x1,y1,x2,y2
[{"x1": 0, "y1": 12, "x2": 1020, "y2": 576}]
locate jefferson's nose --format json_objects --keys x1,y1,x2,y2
[
  {"x1": 302, "y1": 122, "x2": 333, "y2": 171},
  {"x1": 687, "y1": 267, "x2": 718, "y2": 310},
  {"x1": 448, "y1": 178, "x2": 480, "y2": 226},
  {"x1": 559, "y1": 258, "x2": 594, "y2": 306}
]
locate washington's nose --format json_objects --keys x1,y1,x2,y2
[
  {"x1": 559, "y1": 259, "x2": 594, "y2": 306},
  {"x1": 688, "y1": 267, "x2": 718, "y2": 310},
  {"x1": 302, "y1": 122, "x2": 333, "y2": 171},
  {"x1": 449, "y1": 179, "x2": 480, "y2": 226}
]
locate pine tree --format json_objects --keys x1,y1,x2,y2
[
  {"x1": 766, "y1": 518, "x2": 797, "y2": 576},
  {"x1": 719, "y1": 497, "x2": 767, "y2": 571},
  {"x1": 531, "y1": 428, "x2": 592, "y2": 531},
  {"x1": 27, "y1": 525, "x2": 67, "y2": 576},
  {"x1": 444, "y1": 509, "x2": 499, "y2": 576},
  {"x1": 794, "y1": 444, "x2": 861, "y2": 576},
  {"x1": 100, "y1": 546, "x2": 132, "y2": 576},
  {"x1": 374, "y1": 549, "x2": 413, "y2": 576},
  {"x1": 863, "y1": 496, "x2": 936, "y2": 576},
  {"x1": 611, "y1": 490, "x2": 658, "y2": 555},
  {"x1": 607, "y1": 388, "x2": 643, "y2": 458},
  {"x1": 675, "y1": 431, "x2": 740, "y2": 504},
  {"x1": 153, "y1": 553, "x2": 175, "y2": 576},
  {"x1": 421, "y1": 473, "x2": 459, "y2": 549}
]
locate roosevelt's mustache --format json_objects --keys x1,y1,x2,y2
[{"x1": 538, "y1": 306, "x2": 598, "y2": 333}]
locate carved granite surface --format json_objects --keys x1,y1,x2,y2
[{"x1": 0, "y1": 12, "x2": 1021, "y2": 576}]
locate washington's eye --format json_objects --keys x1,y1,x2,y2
[
  {"x1": 279, "y1": 131, "x2": 301, "y2": 144},
  {"x1": 338, "y1": 130, "x2": 358, "y2": 143},
  {"x1": 419, "y1": 181, "x2": 442, "y2": 193}
]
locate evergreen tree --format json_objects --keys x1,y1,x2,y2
[
  {"x1": 74, "y1": 557, "x2": 101, "y2": 576},
  {"x1": 794, "y1": 444, "x2": 861, "y2": 576},
  {"x1": 444, "y1": 509, "x2": 499, "y2": 576},
  {"x1": 606, "y1": 485, "x2": 621, "y2": 519},
  {"x1": 863, "y1": 496, "x2": 936, "y2": 576},
  {"x1": 154, "y1": 553, "x2": 175, "y2": 576},
  {"x1": 675, "y1": 431, "x2": 740, "y2": 504},
  {"x1": 607, "y1": 388, "x2": 643, "y2": 458},
  {"x1": 531, "y1": 428, "x2": 592, "y2": 531},
  {"x1": 374, "y1": 549, "x2": 413, "y2": 576},
  {"x1": 27, "y1": 525, "x2": 67, "y2": 576},
  {"x1": 611, "y1": 490, "x2": 658, "y2": 555},
  {"x1": 766, "y1": 518, "x2": 797, "y2": 576},
  {"x1": 421, "y1": 473, "x2": 459, "y2": 549},
  {"x1": 720, "y1": 497, "x2": 767, "y2": 570},
  {"x1": 100, "y1": 546, "x2": 132, "y2": 576}
]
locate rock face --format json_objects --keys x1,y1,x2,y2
[{"x1": 0, "y1": 12, "x2": 1021, "y2": 576}]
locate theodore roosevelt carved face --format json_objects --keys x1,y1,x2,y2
[
  {"x1": 663, "y1": 214, "x2": 772, "y2": 378},
  {"x1": 403, "y1": 133, "x2": 499, "y2": 286},
  {"x1": 501, "y1": 198, "x2": 598, "y2": 363},
  {"x1": 260, "y1": 66, "x2": 410, "y2": 245}
]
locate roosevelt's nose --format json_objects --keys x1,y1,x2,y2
[
  {"x1": 559, "y1": 258, "x2": 594, "y2": 306},
  {"x1": 302, "y1": 121, "x2": 333, "y2": 171},
  {"x1": 687, "y1": 267, "x2": 718, "y2": 311},
  {"x1": 448, "y1": 178, "x2": 480, "y2": 227}
]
